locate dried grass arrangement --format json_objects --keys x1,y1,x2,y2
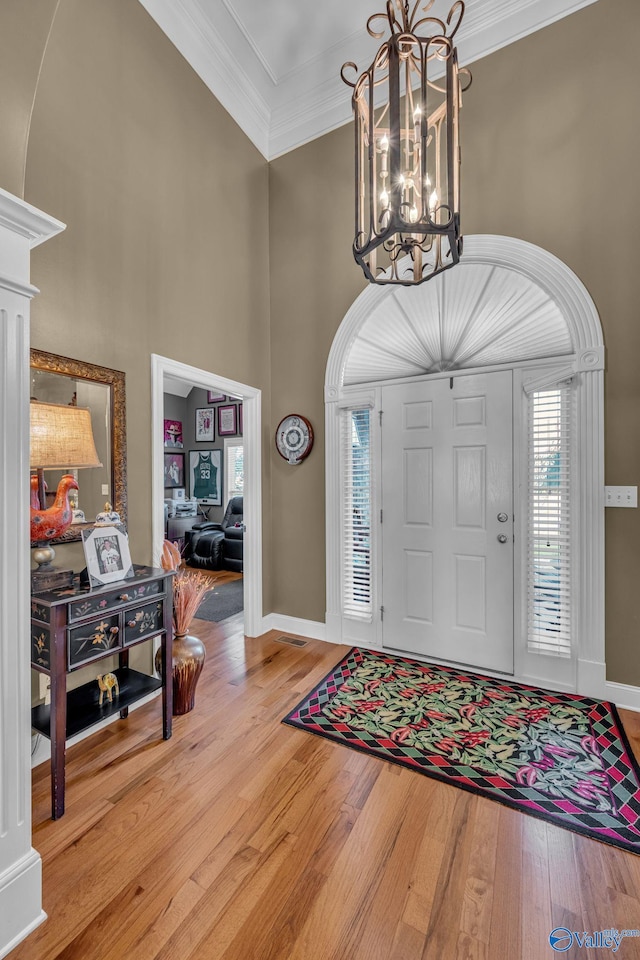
[{"x1": 159, "y1": 540, "x2": 216, "y2": 636}]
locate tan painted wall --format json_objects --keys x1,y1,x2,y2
[
  {"x1": 268, "y1": 129, "x2": 365, "y2": 621},
  {"x1": 19, "y1": 0, "x2": 272, "y2": 608},
  {"x1": 0, "y1": 0, "x2": 58, "y2": 198},
  {"x1": 3, "y1": 0, "x2": 639, "y2": 683},
  {"x1": 268, "y1": 0, "x2": 640, "y2": 683}
]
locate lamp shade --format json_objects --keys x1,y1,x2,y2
[{"x1": 30, "y1": 400, "x2": 103, "y2": 470}]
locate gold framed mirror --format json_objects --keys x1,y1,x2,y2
[{"x1": 29, "y1": 349, "x2": 127, "y2": 543}]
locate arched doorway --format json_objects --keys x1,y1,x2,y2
[{"x1": 325, "y1": 236, "x2": 605, "y2": 696}]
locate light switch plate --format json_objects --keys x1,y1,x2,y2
[{"x1": 605, "y1": 486, "x2": 637, "y2": 508}]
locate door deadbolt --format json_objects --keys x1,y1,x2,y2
[
  {"x1": 497, "y1": 513, "x2": 509, "y2": 522},
  {"x1": 497, "y1": 534, "x2": 508, "y2": 544}
]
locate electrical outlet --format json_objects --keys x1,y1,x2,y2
[
  {"x1": 605, "y1": 485, "x2": 638, "y2": 508},
  {"x1": 101, "y1": 484, "x2": 109, "y2": 495}
]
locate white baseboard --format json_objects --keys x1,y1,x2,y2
[
  {"x1": 577, "y1": 658, "x2": 607, "y2": 700},
  {"x1": 262, "y1": 614, "x2": 327, "y2": 642},
  {"x1": 0, "y1": 851, "x2": 46, "y2": 959},
  {"x1": 604, "y1": 681, "x2": 640, "y2": 714},
  {"x1": 323, "y1": 612, "x2": 343, "y2": 646}
]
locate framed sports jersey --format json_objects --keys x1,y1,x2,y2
[{"x1": 188, "y1": 449, "x2": 222, "y2": 505}]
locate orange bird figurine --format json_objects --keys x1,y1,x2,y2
[
  {"x1": 30, "y1": 474, "x2": 78, "y2": 543},
  {"x1": 30, "y1": 475, "x2": 42, "y2": 510}
]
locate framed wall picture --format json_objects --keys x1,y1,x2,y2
[
  {"x1": 164, "y1": 419, "x2": 183, "y2": 447},
  {"x1": 207, "y1": 391, "x2": 226, "y2": 403},
  {"x1": 164, "y1": 452, "x2": 185, "y2": 488},
  {"x1": 81, "y1": 524, "x2": 134, "y2": 587},
  {"x1": 189, "y1": 449, "x2": 222, "y2": 505},
  {"x1": 238, "y1": 403, "x2": 243, "y2": 436},
  {"x1": 195, "y1": 407, "x2": 214, "y2": 442},
  {"x1": 218, "y1": 403, "x2": 237, "y2": 437}
]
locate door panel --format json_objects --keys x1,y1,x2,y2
[
  {"x1": 381, "y1": 371, "x2": 513, "y2": 673},
  {"x1": 404, "y1": 448, "x2": 432, "y2": 525},
  {"x1": 453, "y1": 446, "x2": 485, "y2": 528},
  {"x1": 404, "y1": 550, "x2": 433, "y2": 623},
  {"x1": 454, "y1": 554, "x2": 486, "y2": 631}
]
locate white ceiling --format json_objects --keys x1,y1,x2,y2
[{"x1": 138, "y1": 0, "x2": 600, "y2": 160}]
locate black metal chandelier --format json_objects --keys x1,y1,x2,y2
[{"x1": 341, "y1": 0, "x2": 471, "y2": 286}]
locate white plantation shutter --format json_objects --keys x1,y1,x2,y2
[
  {"x1": 527, "y1": 386, "x2": 573, "y2": 656},
  {"x1": 341, "y1": 408, "x2": 372, "y2": 620}
]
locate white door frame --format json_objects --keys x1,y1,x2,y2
[
  {"x1": 151, "y1": 355, "x2": 262, "y2": 637},
  {"x1": 325, "y1": 235, "x2": 606, "y2": 699}
]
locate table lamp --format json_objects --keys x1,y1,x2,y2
[{"x1": 30, "y1": 400, "x2": 102, "y2": 591}]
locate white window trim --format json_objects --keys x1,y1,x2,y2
[
  {"x1": 223, "y1": 436, "x2": 244, "y2": 505},
  {"x1": 514, "y1": 365, "x2": 578, "y2": 689},
  {"x1": 340, "y1": 407, "x2": 373, "y2": 623}
]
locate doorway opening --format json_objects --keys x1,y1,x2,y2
[{"x1": 151, "y1": 355, "x2": 262, "y2": 637}]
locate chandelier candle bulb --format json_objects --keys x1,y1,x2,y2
[
  {"x1": 341, "y1": 0, "x2": 471, "y2": 285},
  {"x1": 380, "y1": 134, "x2": 389, "y2": 173},
  {"x1": 413, "y1": 105, "x2": 421, "y2": 142}
]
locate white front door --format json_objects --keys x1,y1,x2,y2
[{"x1": 381, "y1": 371, "x2": 514, "y2": 673}]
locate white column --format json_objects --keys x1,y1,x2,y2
[{"x1": 0, "y1": 188, "x2": 64, "y2": 959}]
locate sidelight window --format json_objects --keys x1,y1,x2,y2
[
  {"x1": 527, "y1": 386, "x2": 573, "y2": 657},
  {"x1": 342, "y1": 408, "x2": 372, "y2": 620}
]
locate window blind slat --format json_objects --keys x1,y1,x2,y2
[
  {"x1": 527, "y1": 387, "x2": 572, "y2": 657},
  {"x1": 342, "y1": 409, "x2": 372, "y2": 620}
]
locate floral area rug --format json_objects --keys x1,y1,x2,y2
[{"x1": 283, "y1": 647, "x2": 640, "y2": 854}]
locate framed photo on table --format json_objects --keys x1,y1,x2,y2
[
  {"x1": 81, "y1": 524, "x2": 134, "y2": 587},
  {"x1": 164, "y1": 452, "x2": 184, "y2": 488},
  {"x1": 195, "y1": 407, "x2": 215, "y2": 442},
  {"x1": 189, "y1": 449, "x2": 222, "y2": 505},
  {"x1": 218, "y1": 403, "x2": 237, "y2": 437}
]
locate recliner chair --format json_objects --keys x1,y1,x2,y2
[
  {"x1": 187, "y1": 496, "x2": 244, "y2": 572},
  {"x1": 219, "y1": 496, "x2": 244, "y2": 572}
]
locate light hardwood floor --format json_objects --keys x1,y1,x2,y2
[{"x1": 15, "y1": 621, "x2": 640, "y2": 960}]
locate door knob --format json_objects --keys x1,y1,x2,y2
[
  {"x1": 497, "y1": 534, "x2": 508, "y2": 544},
  {"x1": 497, "y1": 513, "x2": 509, "y2": 522}
]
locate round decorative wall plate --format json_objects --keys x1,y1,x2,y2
[{"x1": 275, "y1": 414, "x2": 314, "y2": 464}]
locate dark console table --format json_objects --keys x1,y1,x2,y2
[{"x1": 30, "y1": 564, "x2": 174, "y2": 819}]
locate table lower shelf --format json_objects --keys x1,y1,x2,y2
[{"x1": 31, "y1": 668, "x2": 162, "y2": 740}]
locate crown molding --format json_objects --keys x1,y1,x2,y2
[
  {"x1": 137, "y1": 0, "x2": 272, "y2": 157},
  {"x1": 0, "y1": 188, "x2": 65, "y2": 248},
  {"x1": 138, "y1": 0, "x2": 601, "y2": 161}
]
